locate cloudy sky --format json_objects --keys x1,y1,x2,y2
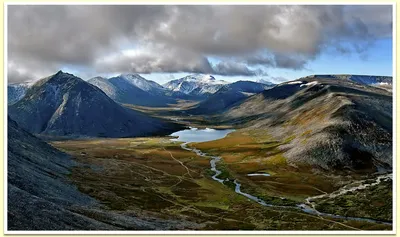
[{"x1": 7, "y1": 4, "x2": 393, "y2": 84}]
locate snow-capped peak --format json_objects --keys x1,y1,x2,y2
[
  {"x1": 178, "y1": 74, "x2": 227, "y2": 84},
  {"x1": 164, "y1": 74, "x2": 229, "y2": 96}
]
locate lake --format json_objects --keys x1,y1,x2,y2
[{"x1": 169, "y1": 127, "x2": 235, "y2": 143}]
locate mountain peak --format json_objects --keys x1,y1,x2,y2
[
  {"x1": 54, "y1": 70, "x2": 64, "y2": 75},
  {"x1": 54, "y1": 70, "x2": 75, "y2": 77},
  {"x1": 120, "y1": 73, "x2": 145, "y2": 80},
  {"x1": 47, "y1": 71, "x2": 80, "y2": 84}
]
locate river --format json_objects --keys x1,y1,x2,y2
[{"x1": 170, "y1": 127, "x2": 392, "y2": 226}]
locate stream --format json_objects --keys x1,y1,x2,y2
[{"x1": 171, "y1": 128, "x2": 392, "y2": 226}]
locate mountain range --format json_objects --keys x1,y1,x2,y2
[
  {"x1": 8, "y1": 71, "x2": 183, "y2": 138},
  {"x1": 88, "y1": 74, "x2": 185, "y2": 107},
  {"x1": 87, "y1": 74, "x2": 236, "y2": 107},
  {"x1": 8, "y1": 74, "x2": 391, "y2": 106},
  {"x1": 9, "y1": 73, "x2": 271, "y2": 107}
]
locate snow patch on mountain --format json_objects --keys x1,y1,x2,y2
[
  {"x1": 300, "y1": 81, "x2": 319, "y2": 87},
  {"x1": 287, "y1": 81, "x2": 303, "y2": 85}
]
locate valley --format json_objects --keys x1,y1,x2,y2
[
  {"x1": 8, "y1": 72, "x2": 393, "y2": 231},
  {"x1": 50, "y1": 115, "x2": 392, "y2": 230}
]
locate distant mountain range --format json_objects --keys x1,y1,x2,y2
[
  {"x1": 8, "y1": 74, "x2": 391, "y2": 107},
  {"x1": 8, "y1": 71, "x2": 183, "y2": 138},
  {"x1": 88, "y1": 74, "x2": 181, "y2": 107}
]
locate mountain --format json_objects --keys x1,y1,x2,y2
[
  {"x1": 163, "y1": 74, "x2": 229, "y2": 98},
  {"x1": 88, "y1": 74, "x2": 193, "y2": 107},
  {"x1": 222, "y1": 77, "x2": 392, "y2": 172},
  {"x1": 306, "y1": 74, "x2": 393, "y2": 91},
  {"x1": 8, "y1": 71, "x2": 183, "y2": 138},
  {"x1": 188, "y1": 80, "x2": 274, "y2": 115},
  {"x1": 8, "y1": 82, "x2": 32, "y2": 105}
]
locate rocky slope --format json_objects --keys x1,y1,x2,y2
[
  {"x1": 9, "y1": 71, "x2": 183, "y2": 138},
  {"x1": 8, "y1": 116, "x2": 103, "y2": 230},
  {"x1": 222, "y1": 77, "x2": 392, "y2": 172}
]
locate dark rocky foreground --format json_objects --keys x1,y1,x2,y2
[{"x1": 7, "y1": 117, "x2": 199, "y2": 230}]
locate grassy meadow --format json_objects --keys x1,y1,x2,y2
[{"x1": 50, "y1": 131, "x2": 391, "y2": 230}]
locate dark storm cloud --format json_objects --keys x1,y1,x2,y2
[
  {"x1": 213, "y1": 61, "x2": 266, "y2": 76},
  {"x1": 7, "y1": 67, "x2": 34, "y2": 84},
  {"x1": 95, "y1": 48, "x2": 262, "y2": 76},
  {"x1": 7, "y1": 5, "x2": 392, "y2": 83},
  {"x1": 244, "y1": 55, "x2": 275, "y2": 66},
  {"x1": 273, "y1": 55, "x2": 309, "y2": 70},
  {"x1": 242, "y1": 54, "x2": 308, "y2": 70}
]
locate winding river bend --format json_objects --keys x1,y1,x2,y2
[{"x1": 171, "y1": 128, "x2": 392, "y2": 226}]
